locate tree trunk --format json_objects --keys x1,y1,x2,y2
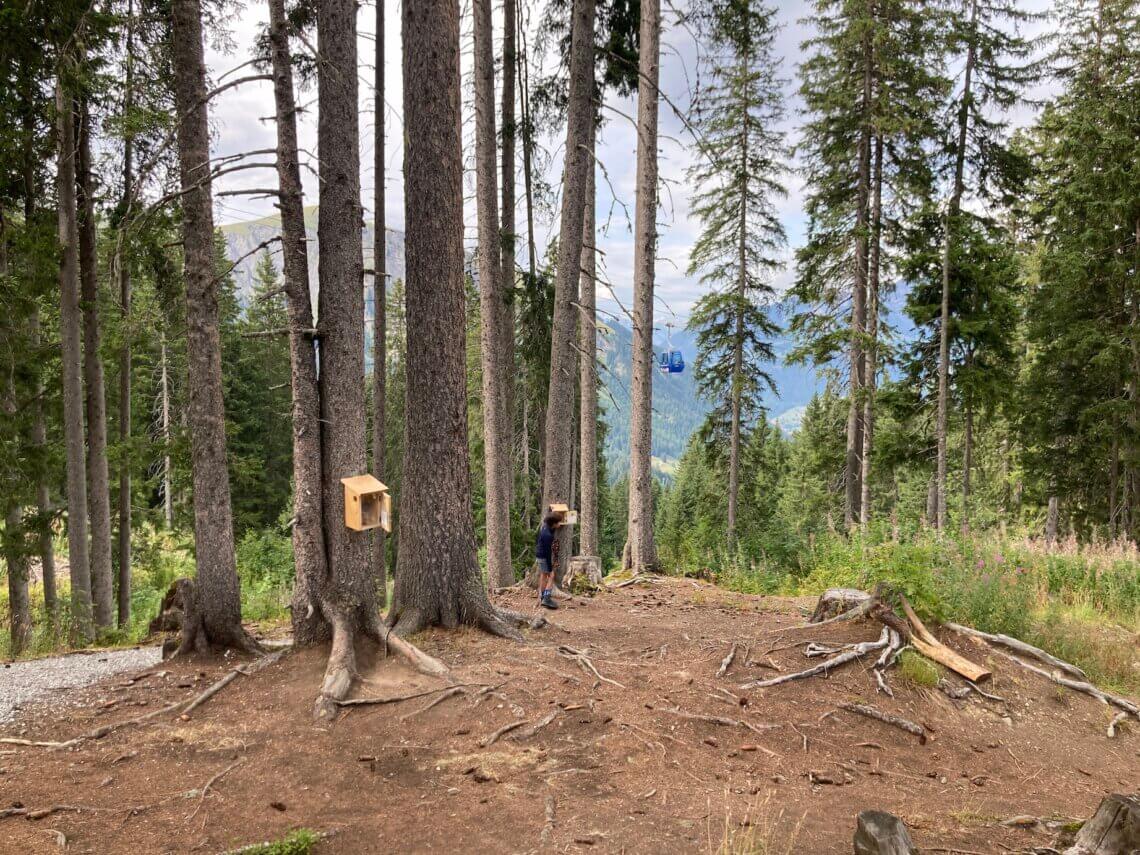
[
  {"x1": 541, "y1": 0, "x2": 595, "y2": 583},
  {"x1": 519, "y1": 19, "x2": 538, "y2": 282},
  {"x1": 500, "y1": 0, "x2": 518, "y2": 510},
  {"x1": 268, "y1": 0, "x2": 331, "y2": 653},
  {"x1": 1, "y1": 217, "x2": 30, "y2": 654},
  {"x1": 306, "y1": 0, "x2": 386, "y2": 713},
  {"x1": 160, "y1": 331, "x2": 173, "y2": 528},
  {"x1": 170, "y1": 0, "x2": 253, "y2": 654},
  {"x1": 936, "y1": 0, "x2": 978, "y2": 532},
  {"x1": 1109, "y1": 431, "x2": 1119, "y2": 537},
  {"x1": 626, "y1": 0, "x2": 660, "y2": 572},
  {"x1": 925, "y1": 476, "x2": 937, "y2": 527},
  {"x1": 727, "y1": 98, "x2": 748, "y2": 544},
  {"x1": 1045, "y1": 494, "x2": 1059, "y2": 544},
  {"x1": 846, "y1": 11, "x2": 873, "y2": 530},
  {"x1": 115, "y1": 0, "x2": 135, "y2": 630},
  {"x1": 372, "y1": 0, "x2": 388, "y2": 602},
  {"x1": 77, "y1": 99, "x2": 114, "y2": 630},
  {"x1": 23, "y1": 123, "x2": 56, "y2": 619},
  {"x1": 56, "y1": 80, "x2": 94, "y2": 644},
  {"x1": 389, "y1": 0, "x2": 522, "y2": 641},
  {"x1": 474, "y1": 0, "x2": 513, "y2": 588},
  {"x1": 578, "y1": 119, "x2": 599, "y2": 558},
  {"x1": 860, "y1": 135, "x2": 883, "y2": 529},
  {"x1": 961, "y1": 353, "x2": 974, "y2": 537}
]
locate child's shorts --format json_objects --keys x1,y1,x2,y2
[{"x1": 536, "y1": 557, "x2": 552, "y2": 575}]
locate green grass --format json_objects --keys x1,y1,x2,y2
[
  {"x1": 226, "y1": 829, "x2": 320, "y2": 855},
  {"x1": 897, "y1": 649, "x2": 941, "y2": 688}
]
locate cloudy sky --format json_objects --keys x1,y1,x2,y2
[{"x1": 204, "y1": 0, "x2": 1052, "y2": 329}]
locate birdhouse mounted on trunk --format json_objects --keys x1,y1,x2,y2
[
  {"x1": 341, "y1": 474, "x2": 391, "y2": 532},
  {"x1": 549, "y1": 502, "x2": 578, "y2": 526}
]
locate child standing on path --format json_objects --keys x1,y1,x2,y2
[{"x1": 535, "y1": 511, "x2": 563, "y2": 609}]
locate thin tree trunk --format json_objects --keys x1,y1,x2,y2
[
  {"x1": 860, "y1": 135, "x2": 883, "y2": 529},
  {"x1": 519, "y1": 17, "x2": 538, "y2": 281},
  {"x1": 1, "y1": 216, "x2": 30, "y2": 654},
  {"x1": 56, "y1": 80, "x2": 94, "y2": 644},
  {"x1": 474, "y1": 0, "x2": 513, "y2": 588},
  {"x1": 1045, "y1": 494, "x2": 1059, "y2": 544},
  {"x1": 115, "y1": 0, "x2": 135, "y2": 630},
  {"x1": 727, "y1": 89, "x2": 748, "y2": 544},
  {"x1": 268, "y1": 0, "x2": 331, "y2": 650},
  {"x1": 77, "y1": 99, "x2": 114, "y2": 630},
  {"x1": 846, "y1": 8, "x2": 873, "y2": 530},
  {"x1": 578, "y1": 120, "x2": 599, "y2": 558},
  {"x1": 925, "y1": 476, "x2": 937, "y2": 527},
  {"x1": 961, "y1": 353, "x2": 974, "y2": 536},
  {"x1": 500, "y1": 0, "x2": 518, "y2": 510},
  {"x1": 372, "y1": 0, "x2": 388, "y2": 602},
  {"x1": 1110, "y1": 424, "x2": 1120, "y2": 537},
  {"x1": 1130, "y1": 218, "x2": 1140, "y2": 539},
  {"x1": 170, "y1": 0, "x2": 252, "y2": 653},
  {"x1": 542, "y1": 0, "x2": 595, "y2": 583},
  {"x1": 389, "y1": 0, "x2": 521, "y2": 641},
  {"x1": 160, "y1": 332, "x2": 173, "y2": 528},
  {"x1": 936, "y1": 0, "x2": 978, "y2": 531},
  {"x1": 24, "y1": 114, "x2": 56, "y2": 619},
  {"x1": 626, "y1": 0, "x2": 660, "y2": 572}
]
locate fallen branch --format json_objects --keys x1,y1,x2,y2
[
  {"x1": 839, "y1": 702, "x2": 927, "y2": 744},
  {"x1": 608, "y1": 574, "x2": 653, "y2": 590},
  {"x1": 740, "y1": 627, "x2": 891, "y2": 689},
  {"x1": 1002, "y1": 654, "x2": 1140, "y2": 719},
  {"x1": 715, "y1": 643, "x2": 738, "y2": 678},
  {"x1": 557, "y1": 645, "x2": 625, "y2": 688},
  {"x1": 900, "y1": 598, "x2": 991, "y2": 683},
  {"x1": 1107, "y1": 711, "x2": 1129, "y2": 738},
  {"x1": 187, "y1": 759, "x2": 243, "y2": 820},
  {"x1": 338, "y1": 683, "x2": 481, "y2": 708},
  {"x1": 944, "y1": 622, "x2": 1088, "y2": 681},
  {"x1": 0, "y1": 804, "x2": 89, "y2": 821},
  {"x1": 481, "y1": 718, "x2": 527, "y2": 747}
]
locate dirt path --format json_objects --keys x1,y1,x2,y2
[
  {"x1": 0, "y1": 646, "x2": 161, "y2": 724},
  {"x1": 0, "y1": 580, "x2": 1136, "y2": 853}
]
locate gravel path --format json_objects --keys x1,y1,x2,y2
[{"x1": 0, "y1": 646, "x2": 162, "y2": 724}]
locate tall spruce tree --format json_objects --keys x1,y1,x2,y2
[{"x1": 686, "y1": 0, "x2": 788, "y2": 543}]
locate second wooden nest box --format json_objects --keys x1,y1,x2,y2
[{"x1": 341, "y1": 474, "x2": 391, "y2": 532}]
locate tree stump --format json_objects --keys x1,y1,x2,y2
[
  {"x1": 811, "y1": 588, "x2": 873, "y2": 623},
  {"x1": 564, "y1": 556, "x2": 603, "y2": 592},
  {"x1": 853, "y1": 811, "x2": 918, "y2": 855},
  {"x1": 1064, "y1": 794, "x2": 1140, "y2": 855}
]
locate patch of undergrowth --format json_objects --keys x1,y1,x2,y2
[
  {"x1": 226, "y1": 829, "x2": 320, "y2": 855},
  {"x1": 897, "y1": 650, "x2": 941, "y2": 688},
  {"x1": 707, "y1": 529, "x2": 1140, "y2": 696}
]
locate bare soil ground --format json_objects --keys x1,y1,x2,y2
[{"x1": 1, "y1": 578, "x2": 1137, "y2": 854}]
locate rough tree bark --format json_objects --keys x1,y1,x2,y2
[
  {"x1": 77, "y1": 99, "x2": 114, "y2": 630},
  {"x1": 170, "y1": 0, "x2": 256, "y2": 654},
  {"x1": 388, "y1": 0, "x2": 525, "y2": 640},
  {"x1": 578, "y1": 119, "x2": 599, "y2": 558},
  {"x1": 56, "y1": 80, "x2": 94, "y2": 644},
  {"x1": 626, "y1": 0, "x2": 660, "y2": 572},
  {"x1": 474, "y1": 0, "x2": 513, "y2": 589},
  {"x1": 961, "y1": 352, "x2": 974, "y2": 535},
  {"x1": 372, "y1": 0, "x2": 388, "y2": 602},
  {"x1": 309, "y1": 0, "x2": 385, "y2": 712},
  {"x1": 159, "y1": 332, "x2": 173, "y2": 528},
  {"x1": 860, "y1": 134, "x2": 883, "y2": 528},
  {"x1": 936, "y1": 0, "x2": 978, "y2": 531},
  {"x1": 541, "y1": 0, "x2": 595, "y2": 583},
  {"x1": 727, "y1": 90, "x2": 749, "y2": 542},
  {"x1": 500, "y1": 0, "x2": 518, "y2": 512},
  {"x1": 115, "y1": 12, "x2": 134, "y2": 626},
  {"x1": 846, "y1": 8, "x2": 873, "y2": 530}
]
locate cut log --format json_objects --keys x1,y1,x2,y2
[
  {"x1": 1064, "y1": 793, "x2": 1140, "y2": 855},
  {"x1": 945, "y1": 622, "x2": 1088, "y2": 681},
  {"x1": 899, "y1": 597, "x2": 990, "y2": 683},
  {"x1": 853, "y1": 810, "x2": 918, "y2": 855}
]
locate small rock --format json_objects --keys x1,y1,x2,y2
[
  {"x1": 740, "y1": 744, "x2": 758, "y2": 752},
  {"x1": 703, "y1": 736, "x2": 718, "y2": 748},
  {"x1": 179, "y1": 714, "x2": 190, "y2": 722},
  {"x1": 853, "y1": 810, "x2": 917, "y2": 855},
  {"x1": 269, "y1": 801, "x2": 287, "y2": 812}
]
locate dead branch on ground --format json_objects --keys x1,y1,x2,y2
[
  {"x1": 945, "y1": 622, "x2": 1088, "y2": 681},
  {"x1": 838, "y1": 702, "x2": 927, "y2": 744},
  {"x1": 739, "y1": 627, "x2": 891, "y2": 689},
  {"x1": 715, "y1": 642, "x2": 738, "y2": 678},
  {"x1": 1000, "y1": 653, "x2": 1139, "y2": 720},
  {"x1": 399, "y1": 687, "x2": 466, "y2": 722},
  {"x1": 557, "y1": 645, "x2": 625, "y2": 688},
  {"x1": 481, "y1": 718, "x2": 528, "y2": 746},
  {"x1": 657, "y1": 704, "x2": 779, "y2": 737}
]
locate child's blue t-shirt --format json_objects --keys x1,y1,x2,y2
[{"x1": 535, "y1": 524, "x2": 554, "y2": 560}]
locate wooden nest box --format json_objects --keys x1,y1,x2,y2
[
  {"x1": 341, "y1": 474, "x2": 391, "y2": 532},
  {"x1": 549, "y1": 502, "x2": 578, "y2": 526}
]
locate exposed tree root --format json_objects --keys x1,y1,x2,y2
[
  {"x1": 657, "y1": 704, "x2": 779, "y2": 737},
  {"x1": 158, "y1": 579, "x2": 265, "y2": 660},
  {"x1": 337, "y1": 683, "x2": 485, "y2": 708},
  {"x1": 481, "y1": 718, "x2": 528, "y2": 746},
  {"x1": 399, "y1": 687, "x2": 466, "y2": 722},
  {"x1": 0, "y1": 804, "x2": 90, "y2": 821},
  {"x1": 739, "y1": 627, "x2": 891, "y2": 689},
  {"x1": 1107, "y1": 711, "x2": 1129, "y2": 738},
  {"x1": 557, "y1": 645, "x2": 625, "y2": 688},
  {"x1": 187, "y1": 759, "x2": 243, "y2": 820},
  {"x1": 945, "y1": 622, "x2": 1089, "y2": 681},
  {"x1": 872, "y1": 630, "x2": 904, "y2": 697},
  {"x1": 899, "y1": 598, "x2": 990, "y2": 683},
  {"x1": 314, "y1": 615, "x2": 357, "y2": 720},
  {"x1": 838, "y1": 701, "x2": 927, "y2": 744},
  {"x1": 510, "y1": 709, "x2": 560, "y2": 741}
]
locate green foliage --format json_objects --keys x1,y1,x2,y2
[
  {"x1": 228, "y1": 829, "x2": 320, "y2": 855},
  {"x1": 235, "y1": 523, "x2": 295, "y2": 622}
]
